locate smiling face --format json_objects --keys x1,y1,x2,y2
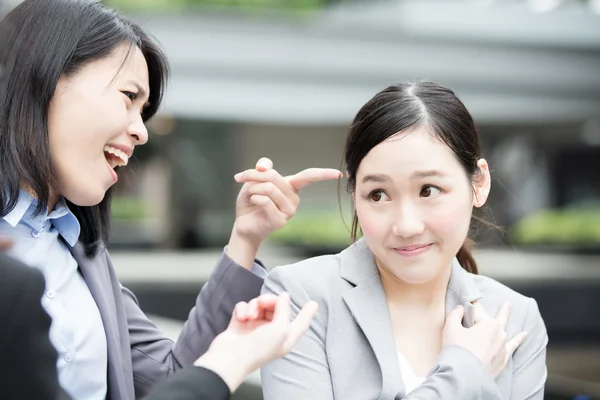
[
  {"x1": 48, "y1": 43, "x2": 150, "y2": 207},
  {"x1": 353, "y1": 126, "x2": 490, "y2": 285}
]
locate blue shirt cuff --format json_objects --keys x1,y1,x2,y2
[{"x1": 222, "y1": 246, "x2": 268, "y2": 279}]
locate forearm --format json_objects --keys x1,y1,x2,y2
[
  {"x1": 404, "y1": 346, "x2": 502, "y2": 400},
  {"x1": 226, "y1": 228, "x2": 260, "y2": 271}
]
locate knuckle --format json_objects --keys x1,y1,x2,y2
[
  {"x1": 266, "y1": 169, "x2": 279, "y2": 180},
  {"x1": 265, "y1": 182, "x2": 276, "y2": 194}
]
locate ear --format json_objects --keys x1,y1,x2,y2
[
  {"x1": 472, "y1": 158, "x2": 491, "y2": 208},
  {"x1": 345, "y1": 170, "x2": 354, "y2": 198}
]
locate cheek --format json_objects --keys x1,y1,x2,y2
[
  {"x1": 355, "y1": 201, "x2": 391, "y2": 240},
  {"x1": 426, "y1": 195, "x2": 473, "y2": 240}
]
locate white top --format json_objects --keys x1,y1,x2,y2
[{"x1": 397, "y1": 350, "x2": 426, "y2": 394}]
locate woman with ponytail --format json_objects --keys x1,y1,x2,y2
[{"x1": 259, "y1": 81, "x2": 548, "y2": 399}]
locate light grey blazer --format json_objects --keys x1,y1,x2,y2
[
  {"x1": 69, "y1": 242, "x2": 264, "y2": 400},
  {"x1": 261, "y1": 239, "x2": 548, "y2": 400}
]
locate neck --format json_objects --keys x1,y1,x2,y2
[
  {"x1": 377, "y1": 258, "x2": 451, "y2": 310},
  {"x1": 21, "y1": 184, "x2": 59, "y2": 213}
]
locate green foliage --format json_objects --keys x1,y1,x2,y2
[
  {"x1": 511, "y1": 208, "x2": 600, "y2": 246},
  {"x1": 111, "y1": 196, "x2": 149, "y2": 221},
  {"x1": 268, "y1": 210, "x2": 353, "y2": 247}
]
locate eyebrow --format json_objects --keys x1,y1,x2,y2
[
  {"x1": 128, "y1": 80, "x2": 151, "y2": 109},
  {"x1": 361, "y1": 170, "x2": 447, "y2": 184},
  {"x1": 361, "y1": 174, "x2": 389, "y2": 184},
  {"x1": 411, "y1": 170, "x2": 447, "y2": 179}
]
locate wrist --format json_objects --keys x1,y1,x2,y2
[
  {"x1": 227, "y1": 228, "x2": 260, "y2": 270},
  {"x1": 194, "y1": 347, "x2": 252, "y2": 393}
]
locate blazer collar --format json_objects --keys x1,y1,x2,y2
[{"x1": 339, "y1": 238, "x2": 483, "y2": 398}]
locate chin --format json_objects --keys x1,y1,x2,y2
[
  {"x1": 64, "y1": 188, "x2": 107, "y2": 207},
  {"x1": 396, "y1": 272, "x2": 437, "y2": 286}
]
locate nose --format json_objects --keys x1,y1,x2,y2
[
  {"x1": 391, "y1": 201, "x2": 425, "y2": 238},
  {"x1": 127, "y1": 114, "x2": 148, "y2": 145}
]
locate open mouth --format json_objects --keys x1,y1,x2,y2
[{"x1": 104, "y1": 145, "x2": 129, "y2": 169}]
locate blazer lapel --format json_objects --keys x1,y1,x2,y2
[
  {"x1": 445, "y1": 258, "x2": 483, "y2": 328},
  {"x1": 340, "y1": 240, "x2": 405, "y2": 399},
  {"x1": 69, "y1": 243, "x2": 128, "y2": 400}
]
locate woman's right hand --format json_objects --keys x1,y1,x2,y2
[
  {"x1": 442, "y1": 302, "x2": 528, "y2": 379},
  {"x1": 194, "y1": 293, "x2": 318, "y2": 393}
]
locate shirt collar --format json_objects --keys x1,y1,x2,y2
[
  {"x1": 2, "y1": 190, "x2": 36, "y2": 227},
  {"x1": 2, "y1": 190, "x2": 81, "y2": 247},
  {"x1": 50, "y1": 197, "x2": 81, "y2": 247}
]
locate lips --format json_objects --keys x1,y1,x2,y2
[
  {"x1": 393, "y1": 243, "x2": 433, "y2": 257},
  {"x1": 395, "y1": 244, "x2": 431, "y2": 252}
]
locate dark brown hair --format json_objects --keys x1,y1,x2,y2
[
  {"x1": 344, "y1": 81, "x2": 484, "y2": 274},
  {"x1": 0, "y1": 0, "x2": 169, "y2": 256}
]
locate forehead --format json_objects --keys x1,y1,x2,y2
[
  {"x1": 110, "y1": 44, "x2": 149, "y2": 84},
  {"x1": 74, "y1": 43, "x2": 149, "y2": 88},
  {"x1": 356, "y1": 126, "x2": 463, "y2": 179}
]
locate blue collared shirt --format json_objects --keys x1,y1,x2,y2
[{"x1": 0, "y1": 191, "x2": 108, "y2": 400}]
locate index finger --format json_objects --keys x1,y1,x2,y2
[
  {"x1": 286, "y1": 168, "x2": 342, "y2": 191},
  {"x1": 495, "y1": 302, "x2": 511, "y2": 329},
  {"x1": 473, "y1": 301, "x2": 491, "y2": 324}
]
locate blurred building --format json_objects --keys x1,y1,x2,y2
[{"x1": 108, "y1": 0, "x2": 600, "y2": 251}]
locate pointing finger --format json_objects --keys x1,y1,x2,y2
[{"x1": 286, "y1": 168, "x2": 342, "y2": 191}]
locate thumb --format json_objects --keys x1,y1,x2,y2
[
  {"x1": 505, "y1": 331, "x2": 528, "y2": 360},
  {"x1": 255, "y1": 157, "x2": 273, "y2": 172},
  {"x1": 444, "y1": 305, "x2": 465, "y2": 331}
]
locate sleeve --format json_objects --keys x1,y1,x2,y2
[
  {"x1": 0, "y1": 257, "x2": 71, "y2": 400},
  {"x1": 114, "y1": 250, "x2": 265, "y2": 397},
  {"x1": 402, "y1": 346, "x2": 503, "y2": 400},
  {"x1": 141, "y1": 366, "x2": 231, "y2": 400},
  {"x1": 260, "y1": 267, "x2": 335, "y2": 400},
  {"x1": 509, "y1": 298, "x2": 548, "y2": 400}
]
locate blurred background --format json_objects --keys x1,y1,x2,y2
[{"x1": 5, "y1": 0, "x2": 600, "y2": 398}]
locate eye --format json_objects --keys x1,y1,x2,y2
[
  {"x1": 420, "y1": 185, "x2": 442, "y2": 198},
  {"x1": 368, "y1": 190, "x2": 390, "y2": 202},
  {"x1": 122, "y1": 91, "x2": 138, "y2": 102}
]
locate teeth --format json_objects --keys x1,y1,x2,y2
[{"x1": 104, "y1": 145, "x2": 129, "y2": 167}]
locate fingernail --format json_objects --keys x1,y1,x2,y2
[{"x1": 234, "y1": 173, "x2": 241, "y2": 181}]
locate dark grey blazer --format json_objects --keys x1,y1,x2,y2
[
  {"x1": 70, "y1": 243, "x2": 263, "y2": 400},
  {"x1": 0, "y1": 251, "x2": 233, "y2": 400},
  {"x1": 261, "y1": 239, "x2": 548, "y2": 400}
]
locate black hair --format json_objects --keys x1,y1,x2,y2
[
  {"x1": 0, "y1": 0, "x2": 169, "y2": 256},
  {"x1": 344, "y1": 81, "x2": 483, "y2": 274}
]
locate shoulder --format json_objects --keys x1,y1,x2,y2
[
  {"x1": 472, "y1": 273, "x2": 546, "y2": 337},
  {"x1": 0, "y1": 253, "x2": 45, "y2": 296},
  {"x1": 264, "y1": 251, "x2": 346, "y2": 301},
  {"x1": 0, "y1": 253, "x2": 47, "y2": 336}
]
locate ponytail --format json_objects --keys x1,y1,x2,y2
[{"x1": 456, "y1": 237, "x2": 478, "y2": 274}]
